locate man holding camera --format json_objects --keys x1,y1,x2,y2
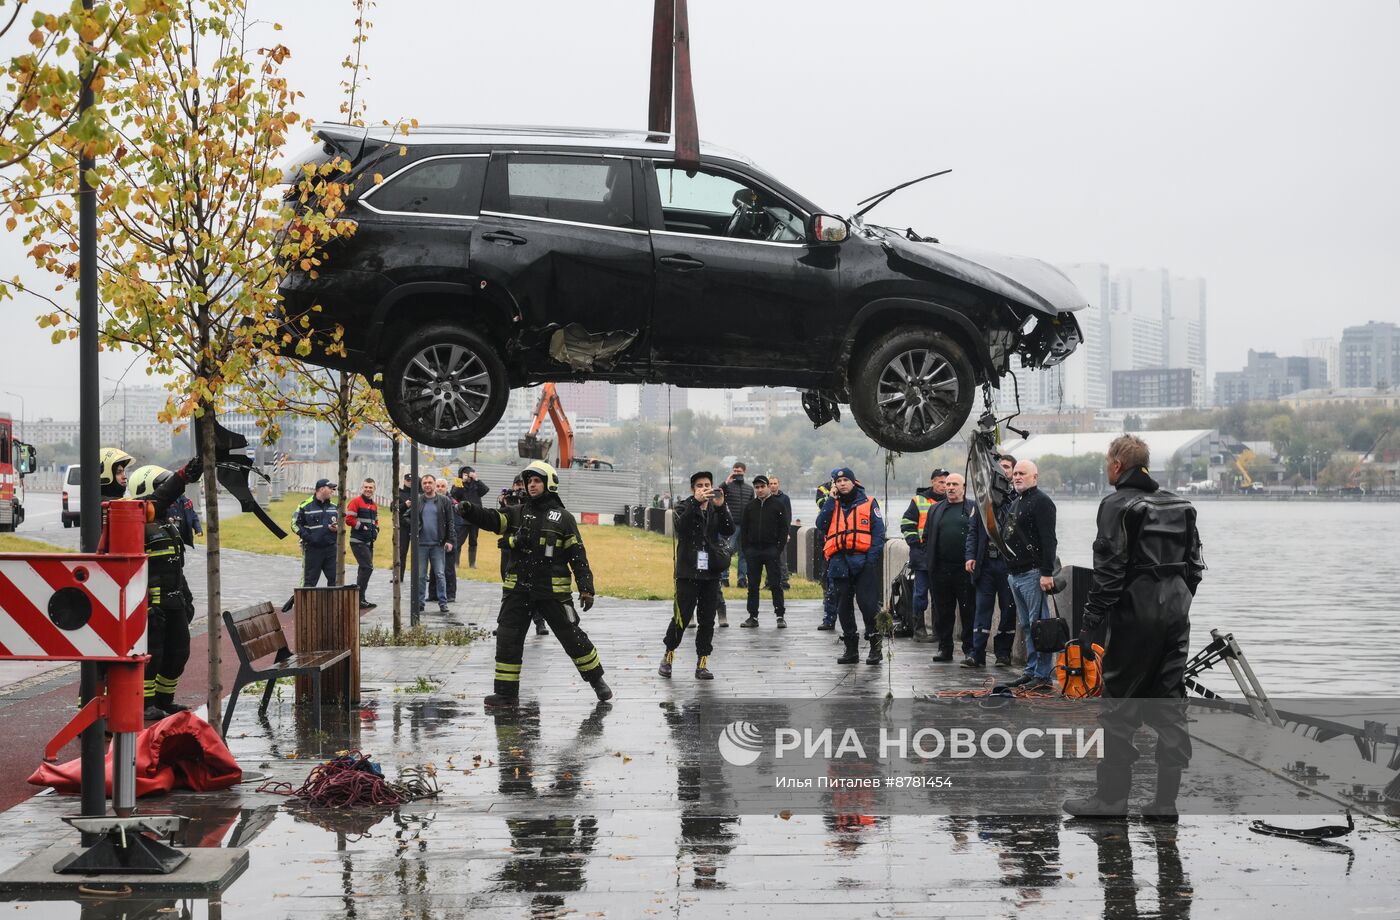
[
  {"x1": 660, "y1": 471, "x2": 734, "y2": 680},
  {"x1": 1065, "y1": 435, "x2": 1205, "y2": 821}
]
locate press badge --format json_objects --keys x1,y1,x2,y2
[{"x1": 696, "y1": 550, "x2": 710, "y2": 571}]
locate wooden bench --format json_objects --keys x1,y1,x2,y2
[{"x1": 222, "y1": 601, "x2": 351, "y2": 737}]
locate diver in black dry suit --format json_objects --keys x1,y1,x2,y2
[{"x1": 1064, "y1": 435, "x2": 1204, "y2": 823}]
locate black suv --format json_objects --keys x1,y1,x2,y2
[{"x1": 279, "y1": 124, "x2": 1084, "y2": 451}]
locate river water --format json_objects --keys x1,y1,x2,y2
[{"x1": 1050, "y1": 499, "x2": 1400, "y2": 697}]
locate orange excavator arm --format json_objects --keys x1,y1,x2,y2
[{"x1": 519, "y1": 383, "x2": 575, "y2": 467}]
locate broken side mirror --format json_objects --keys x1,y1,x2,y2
[{"x1": 808, "y1": 214, "x2": 848, "y2": 244}]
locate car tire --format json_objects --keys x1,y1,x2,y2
[
  {"x1": 849, "y1": 326, "x2": 975, "y2": 453},
  {"x1": 383, "y1": 323, "x2": 509, "y2": 449}
]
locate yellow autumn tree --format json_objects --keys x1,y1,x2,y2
[{"x1": 4, "y1": 0, "x2": 353, "y2": 731}]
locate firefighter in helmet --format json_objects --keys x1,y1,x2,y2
[
  {"x1": 457, "y1": 460, "x2": 611, "y2": 707},
  {"x1": 127, "y1": 457, "x2": 203, "y2": 720},
  {"x1": 99, "y1": 447, "x2": 135, "y2": 500}
]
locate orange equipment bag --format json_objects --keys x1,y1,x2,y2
[{"x1": 1056, "y1": 640, "x2": 1105, "y2": 699}]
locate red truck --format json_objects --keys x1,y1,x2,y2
[{"x1": 0, "y1": 412, "x2": 37, "y2": 532}]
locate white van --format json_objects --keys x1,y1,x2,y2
[{"x1": 61, "y1": 463, "x2": 81, "y2": 528}]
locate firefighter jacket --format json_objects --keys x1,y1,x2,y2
[
  {"x1": 1081, "y1": 467, "x2": 1205, "y2": 633},
  {"x1": 144, "y1": 519, "x2": 189, "y2": 614},
  {"x1": 345, "y1": 494, "x2": 379, "y2": 544},
  {"x1": 815, "y1": 485, "x2": 885, "y2": 579},
  {"x1": 899, "y1": 486, "x2": 942, "y2": 567},
  {"x1": 291, "y1": 497, "x2": 339, "y2": 549},
  {"x1": 460, "y1": 491, "x2": 594, "y2": 599},
  {"x1": 672, "y1": 496, "x2": 735, "y2": 581}
]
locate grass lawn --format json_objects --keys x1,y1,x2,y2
[
  {"x1": 0, "y1": 534, "x2": 68, "y2": 553},
  {"x1": 206, "y1": 493, "x2": 823, "y2": 602}
]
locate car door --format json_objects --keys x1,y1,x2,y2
[
  {"x1": 646, "y1": 160, "x2": 841, "y2": 385},
  {"x1": 471, "y1": 153, "x2": 653, "y2": 374}
]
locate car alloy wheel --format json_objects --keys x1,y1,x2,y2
[
  {"x1": 849, "y1": 326, "x2": 974, "y2": 452},
  {"x1": 384, "y1": 322, "x2": 509, "y2": 449},
  {"x1": 401, "y1": 342, "x2": 493, "y2": 434},
  {"x1": 875, "y1": 348, "x2": 960, "y2": 437}
]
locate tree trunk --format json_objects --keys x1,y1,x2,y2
[
  {"x1": 198, "y1": 409, "x2": 225, "y2": 736},
  {"x1": 334, "y1": 374, "x2": 352, "y2": 585},
  {"x1": 391, "y1": 435, "x2": 401, "y2": 637}
]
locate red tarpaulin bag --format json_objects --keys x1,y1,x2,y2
[{"x1": 28, "y1": 711, "x2": 241, "y2": 796}]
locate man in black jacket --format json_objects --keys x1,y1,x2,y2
[
  {"x1": 397, "y1": 473, "x2": 415, "y2": 578},
  {"x1": 964, "y1": 455, "x2": 1018, "y2": 667},
  {"x1": 719, "y1": 462, "x2": 755, "y2": 587},
  {"x1": 924, "y1": 473, "x2": 976, "y2": 663},
  {"x1": 739, "y1": 475, "x2": 789, "y2": 628},
  {"x1": 660, "y1": 471, "x2": 735, "y2": 680},
  {"x1": 1065, "y1": 435, "x2": 1205, "y2": 822},
  {"x1": 452, "y1": 465, "x2": 490, "y2": 568},
  {"x1": 1001, "y1": 461, "x2": 1059, "y2": 690},
  {"x1": 768, "y1": 475, "x2": 793, "y2": 591}
]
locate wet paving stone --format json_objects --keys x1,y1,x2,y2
[{"x1": 1, "y1": 580, "x2": 1397, "y2": 918}]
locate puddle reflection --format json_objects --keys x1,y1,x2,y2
[
  {"x1": 661, "y1": 701, "x2": 739, "y2": 888},
  {"x1": 1076, "y1": 821, "x2": 1192, "y2": 920}
]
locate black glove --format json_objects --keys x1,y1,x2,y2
[
  {"x1": 578, "y1": 592, "x2": 594, "y2": 612},
  {"x1": 1078, "y1": 628, "x2": 1095, "y2": 652},
  {"x1": 180, "y1": 454, "x2": 203, "y2": 483}
]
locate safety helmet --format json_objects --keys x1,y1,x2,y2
[
  {"x1": 127, "y1": 465, "x2": 173, "y2": 501},
  {"x1": 99, "y1": 447, "x2": 135, "y2": 486},
  {"x1": 520, "y1": 460, "x2": 559, "y2": 492}
]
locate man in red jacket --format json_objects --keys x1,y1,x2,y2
[{"x1": 345, "y1": 478, "x2": 380, "y2": 610}]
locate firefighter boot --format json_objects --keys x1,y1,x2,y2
[
  {"x1": 695, "y1": 656, "x2": 714, "y2": 680},
  {"x1": 591, "y1": 676, "x2": 614, "y2": 702},
  {"x1": 483, "y1": 692, "x2": 519, "y2": 709},
  {"x1": 1064, "y1": 763, "x2": 1131, "y2": 819},
  {"x1": 866, "y1": 633, "x2": 883, "y2": 665},
  {"x1": 1142, "y1": 767, "x2": 1183, "y2": 824},
  {"x1": 837, "y1": 635, "x2": 860, "y2": 665},
  {"x1": 153, "y1": 691, "x2": 188, "y2": 715},
  {"x1": 143, "y1": 701, "x2": 168, "y2": 721},
  {"x1": 658, "y1": 649, "x2": 675, "y2": 679}
]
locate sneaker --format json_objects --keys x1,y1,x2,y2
[
  {"x1": 695, "y1": 656, "x2": 714, "y2": 680},
  {"x1": 961, "y1": 657, "x2": 984, "y2": 668},
  {"x1": 438, "y1": 603, "x2": 450, "y2": 613},
  {"x1": 359, "y1": 600, "x2": 374, "y2": 610},
  {"x1": 995, "y1": 656, "x2": 1013, "y2": 667},
  {"x1": 483, "y1": 693, "x2": 519, "y2": 709},
  {"x1": 817, "y1": 621, "x2": 835, "y2": 632},
  {"x1": 446, "y1": 596, "x2": 457, "y2": 603},
  {"x1": 536, "y1": 623, "x2": 550, "y2": 636},
  {"x1": 281, "y1": 596, "x2": 294, "y2": 612},
  {"x1": 775, "y1": 617, "x2": 787, "y2": 629},
  {"x1": 932, "y1": 651, "x2": 954, "y2": 663},
  {"x1": 591, "y1": 678, "x2": 614, "y2": 702},
  {"x1": 1006, "y1": 674, "x2": 1036, "y2": 688},
  {"x1": 659, "y1": 649, "x2": 675, "y2": 678},
  {"x1": 1023, "y1": 679, "x2": 1056, "y2": 694},
  {"x1": 740, "y1": 617, "x2": 759, "y2": 628},
  {"x1": 737, "y1": 578, "x2": 748, "y2": 589}
]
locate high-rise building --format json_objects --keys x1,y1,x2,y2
[
  {"x1": 1301, "y1": 337, "x2": 1338, "y2": 388},
  {"x1": 554, "y1": 381, "x2": 618, "y2": 424},
  {"x1": 1112, "y1": 368, "x2": 1200, "y2": 409},
  {"x1": 638, "y1": 384, "x2": 688, "y2": 423},
  {"x1": 1213, "y1": 350, "x2": 1327, "y2": 406},
  {"x1": 1108, "y1": 268, "x2": 1206, "y2": 407},
  {"x1": 1339, "y1": 321, "x2": 1400, "y2": 389},
  {"x1": 1053, "y1": 262, "x2": 1112, "y2": 410}
]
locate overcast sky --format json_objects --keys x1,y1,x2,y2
[{"x1": 2, "y1": 0, "x2": 1397, "y2": 420}]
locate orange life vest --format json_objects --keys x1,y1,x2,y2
[{"x1": 825, "y1": 496, "x2": 876, "y2": 559}]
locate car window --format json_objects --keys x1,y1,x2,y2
[
  {"x1": 654, "y1": 165, "x2": 806, "y2": 243},
  {"x1": 363, "y1": 157, "x2": 486, "y2": 216},
  {"x1": 67, "y1": 466, "x2": 81, "y2": 485},
  {"x1": 485, "y1": 155, "x2": 636, "y2": 229}
]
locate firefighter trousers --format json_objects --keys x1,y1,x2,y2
[
  {"x1": 493, "y1": 592, "x2": 604, "y2": 696},
  {"x1": 665, "y1": 578, "x2": 720, "y2": 658},
  {"x1": 144, "y1": 602, "x2": 191, "y2": 701}
]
